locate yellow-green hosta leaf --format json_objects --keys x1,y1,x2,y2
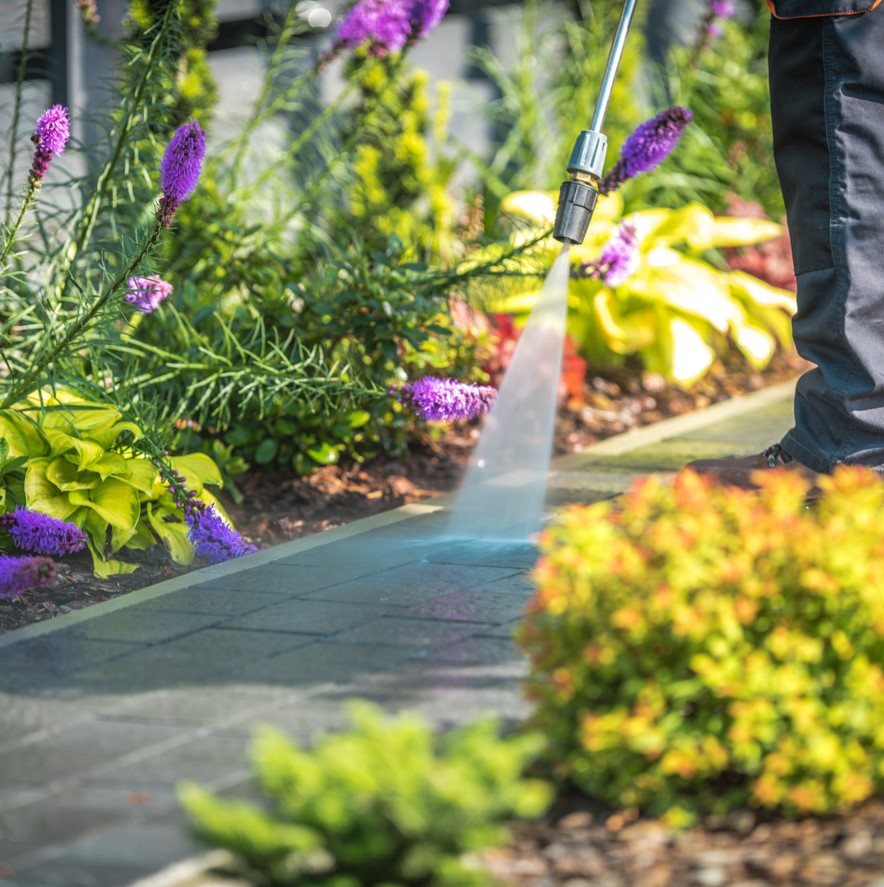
[
  {"x1": 592, "y1": 290, "x2": 657, "y2": 354},
  {"x1": 0, "y1": 410, "x2": 51, "y2": 458},
  {"x1": 639, "y1": 204, "x2": 712, "y2": 248},
  {"x1": 727, "y1": 270, "x2": 796, "y2": 313},
  {"x1": 88, "y1": 451, "x2": 130, "y2": 480},
  {"x1": 147, "y1": 503, "x2": 195, "y2": 566},
  {"x1": 698, "y1": 215, "x2": 783, "y2": 250},
  {"x1": 500, "y1": 190, "x2": 557, "y2": 226},
  {"x1": 730, "y1": 316, "x2": 777, "y2": 370},
  {"x1": 122, "y1": 457, "x2": 160, "y2": 495},
  {"x1": 170, "y1": 452, "x2": 224, "y2": 493},
  {"x1": 90, "y1": 551, "x2": 141, "y2": 578},
  {"x1": 631, "y1": 249, "x2": 738, "y2": 332},
  {"x1": 641, "y1": 315, "x2": 716, "y2": 386},
  {"x1": 46, "y1": 456, "x2": 99, "y2": 491},
  {"x1": 499, "y1": 189, "x2": 624, "y2": 233},
  {"x1": 67, "y1": 438, "x2": 109, "y2": 472},
  {"x1": 68, "y1": 477, "x2": 140, "y2": 532},
  {"x1": 669, "y1": 317, "x2": 716, "y2": 386},
  {"x1": 24, "y1": 459, "x2": 80, "y2": 520}
]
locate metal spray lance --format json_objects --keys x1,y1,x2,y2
[{"x1": 553, "y1": 0, "x2": 639, "y2": 245}]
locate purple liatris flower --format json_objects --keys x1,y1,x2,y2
[
  {"x1": 156, "y1": 120, "x2": 206, "y2": 228},
  {"x1": 124, "y1": 275, "x2": 173, "y2": 314},
  {"x1": 0, "y1": 555, "x2": 57, "y2": 599},
  {"x1": 709, "y1": 0, "x2": 736, "y2": 18},
  {"x1": 336, "y1": 0, "x2": 412, "y2": 54},
  {"x1": 397, "y1": 376, "x2": 497, "y2": 422},
  {"x1": 187, "y1": 506, "x2": 257, "y2": 564},
  {"x1": 598, "y1": 106, "x2": 692, "y2": 195},
  {"x1": 596, "y1": 220, "x2": 640, "y2": 287},
  {"x1": 29, "y1": 104, "x2": 70, "y2": 186},
  {"x1": 406, "y1": 0, "x2": 449, "y2": 39},
  {"x1": 0, "y1": 508, "x2": 87, "y2": 556}
]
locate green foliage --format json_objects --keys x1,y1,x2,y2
[
  {"x1": 474, "y1": 190, "x2": 795, "y2": 386},
  {"x1": 124, "y1": 0, "x2": 220, "y2": 129},
  {"x1": 0, "y1": 391, "x2": 227, "y2": 576},
  {"x1": 180, "y1": 703, "x2": 551, "y2": 886},
  {"x1": 519, "y1": 467, "x2": 884, "y2": 825},
  {"x1": 640, "y1": 3, "x2": 782, "y2": 217},
  {"x1": 346, "y1": 54, "x2": 457, "y2": 259}
]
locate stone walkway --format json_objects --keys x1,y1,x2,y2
[{"x1": 0, "y1": 382, "x2": 796, "y2": 887}]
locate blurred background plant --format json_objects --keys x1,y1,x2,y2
[{"x1": 458, "y1": 0, "x2": 792, "y2": 388}]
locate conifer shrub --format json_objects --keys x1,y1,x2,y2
[
  {"x1": 519, "y1": 467, "x2": 884, "y2": 825},
  {"x1": 180, "y1": 703, "x2": 551, "y2": 886}
]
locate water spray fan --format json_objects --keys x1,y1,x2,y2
[{"x1": 553, "y1": 0, "x2": 639, "y2": 245}]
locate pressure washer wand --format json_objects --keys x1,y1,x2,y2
[{"x1": 553, "y1": 0, "x2": 639, "y2": 245}]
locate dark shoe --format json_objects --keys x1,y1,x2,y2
[{"x1": 684, "y1": 444, "x2": 824, "y2": 498}]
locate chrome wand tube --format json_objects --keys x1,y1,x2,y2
[{"x1": 553, "y1": 0, "x2": 639, "y2": 245}]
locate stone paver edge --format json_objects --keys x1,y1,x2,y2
[{"x1": 0, "y1": 379, "x2": 795, "y2": 652}]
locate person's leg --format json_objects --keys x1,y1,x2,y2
[
  {"x1": 688, "y1": 7, "x2": 884, "y2": 486},
  {"x1": 778, "y1": 9, "x2": 884, "y2": 472}
]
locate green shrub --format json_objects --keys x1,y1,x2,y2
[
  {"x1": 519, "y1": 467, "x2": 884, "y2": 825},
  {"x1": 180, "y1": 703, "x2": 551, "y2": 886}
]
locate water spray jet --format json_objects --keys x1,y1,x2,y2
[{"x1": 447, "y1": 0, "x2": 640, "y2": 542}]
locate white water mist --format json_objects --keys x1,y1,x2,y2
[{"x1": 446, "y1": 246, "x2": 571, "y2": 541}]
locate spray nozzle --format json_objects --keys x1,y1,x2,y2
[{"x1": 553, "y1": 130, "x2": 607, "y2": 245}]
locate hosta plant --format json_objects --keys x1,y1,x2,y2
[
  {"x1": 180, "y1": 702, "x2": 551, "y2": 886},
  {"x1": 480, "y1": 189, "x2": 796, "y2": 386},
  {"x1": 519, "y1": 467, "x2": 884, "y2": 826},
  {"x1": 0, "y1": 391, "x2": 229, "y2": 577}
]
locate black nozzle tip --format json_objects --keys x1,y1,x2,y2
[{"x1": 553, "y1": 179, "x2": 599, "y2": 246}]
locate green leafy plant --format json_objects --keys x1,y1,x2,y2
[
  {"x1": 478, "y1": 189, "x2": 795, "y2": 386},
  {"x1": 519, "y1": 467, "x2": 884, "y2": 826},
  {"x1": 180, "y1": 702, "x2": 551, "y2": 886},
  {"x1": 0, "y1": 391, "x2": 227, "y2": 577}
]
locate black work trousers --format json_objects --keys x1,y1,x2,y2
[{"x1": 768, "y1": 5, "x2": 884, "y2": 472}]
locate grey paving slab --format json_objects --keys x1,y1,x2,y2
[
  {"x1": 221, "y1": 597, "x2": 391, "y2": 635},
  {"x1": 0, "y1": 382, "x2": 797, "y2": 887},
  {"x1": 0, "y1": 719, "x2": 196, "y2": 791},
  {"x1": 302, "y1": 562, "x2": 521, "y2": 606},
  {"x1": 61, "y1": 610, "x2": 224, "y2": 644},
  {"x1": 134, "y1": 587, "x2": 283, "y2": 615}
]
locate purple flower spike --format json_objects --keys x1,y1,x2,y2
[
  {"x1": 336, "y1": 0, "x2": 412, "y2": 54},
  {"x1": 598, "y1": 106, "x2": 692, "y2": 195},
  {"x1": 406, "y1": 0, "x2": 449, "y2": 39},
  {"x1": 397, "y1": 376, "x2": 497, "y2": 422},
  {"x1": 0, "y1": 555, "x2": 57, "y2": 599},
  {"x1": 187, "y1": 506, "x2": 257, "y2": 564},
  {"x1": 125, "y1": 275, "x2": 173, "y2": 314},
  {"x1": 156, "y1": 120, "x2": 206, "y2": 228},
  {"x1": 0, "y1": 508, "x2": 87, "y2": 557},
  {"x1": 597, "y1": 220, "x2": 640, "y2": 287},
  {"x1": 29, "y1": 104, "x2": 70, "y2": 186},
  {"x1": 710, "y1": 0, "x2": 736, "y2": 19}
]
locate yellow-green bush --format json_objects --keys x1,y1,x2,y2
[
  {"x1": 180, "y1": 703, "x2": 551, "y2": 886},
  {"x1": 518, "y1": 467, "x2": 884, "y2": 825}
]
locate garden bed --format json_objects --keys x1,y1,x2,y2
[{"x1": 0, "y1": 348, "x2": 807, "y2": 636}]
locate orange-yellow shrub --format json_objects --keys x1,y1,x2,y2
[{"x1": 519, "y1": 467, "x2": 884, "y2": 824}]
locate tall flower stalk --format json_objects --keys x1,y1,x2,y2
[
  {"x1": 598, "y1": 106, "x2": 692, "y2": 195},
  {"x1": 0, "y1": 105, "x2": 70, "y2": 266},
  {"x1": 0, "y1": 118, "x2": 206, "y2": 410}
]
